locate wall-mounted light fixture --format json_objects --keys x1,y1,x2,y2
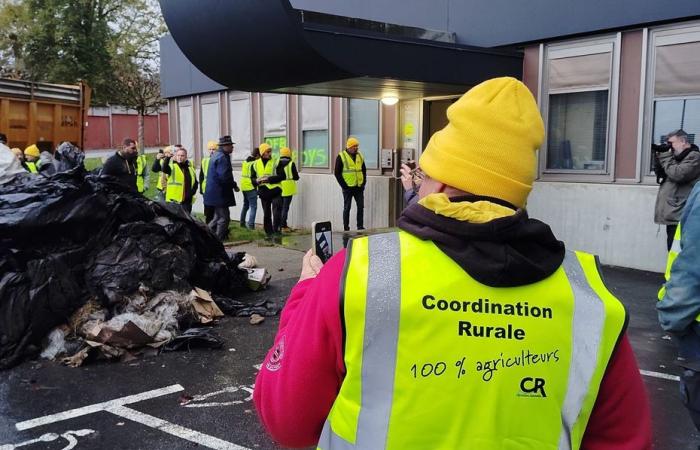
[{"x1": 380, "y1": 96, "x2": 399, "y2": 106}]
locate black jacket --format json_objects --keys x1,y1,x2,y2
[
  {"x1": 398, "y1": 194, "x2": 565, "y2": 287},
  {"x1": 101, "y1": 152, "x2": 137, "y2": 191}
]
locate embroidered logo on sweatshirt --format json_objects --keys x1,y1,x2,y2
[{"x1": 266, "y1": 336, "x2": 285, "y2": 372}]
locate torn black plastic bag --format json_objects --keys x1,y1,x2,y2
[
  {"x1": 163, "y1": 327, "x2": 224, "y2": 352},
  {"x1": 0, "y1": 159, "x2": 248, "y2": 369},
  {"x1": 214, "y1": 296, "x2": 280, "y2": 317}
]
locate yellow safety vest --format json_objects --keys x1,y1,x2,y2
[
  {"x1": 240, "y1": 160, "x2": 255, "y2": 192},
  {"x1": 339, "y1": 150, "x2": 364, "y2": 187},
  {"x1": 200, "y1": 157, "x2": 211, "y2": 194},
  {"x1": 255, "y1": 158, "x2": 281, "y2": 190},
  {"x1": 657, "y1": 225, "x2": 699, "y2": 321},
  {"x1": 136, "y1": 154, "x2": 147, "y2": 193},
  {"x1": 165, "y1": 162, "x2": 197, "y2": 204},
  {"x1": 25, "y1": 161, "x2": 38, "y2": 173},
  {"x1": 157, "y1": 159, "x2": 167, "y2": 191},
  {"x1": 319, "y1": 231, "x2": 626, "y2": 450},
  {"x1": 281, "y1": 161, "x2": 297, "y2": 197}
]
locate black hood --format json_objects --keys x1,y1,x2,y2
[{"x1": 397, "y1": 195, "x2": 565, "y2": 287}]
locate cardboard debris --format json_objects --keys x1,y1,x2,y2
[
  {"x1": 249, "y1": 314, "x2": 265, "y2": 325},
  {"x1": 246, "y1": 268, "x2": 271, "y2": 291},
  {"x1": 191, "y1": 287, "x2": 224, "y2": 324}
]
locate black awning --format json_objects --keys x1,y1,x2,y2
[{"x1": 159, "y1": 0, "x2": 523, "y2": 99}]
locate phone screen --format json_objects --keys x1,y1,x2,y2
[{"x1": 312, "y1": 221, "x2": 333, "y2": 263}]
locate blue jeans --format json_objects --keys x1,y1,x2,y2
[{"x1": 240, "y1": 189, "x2": 258, "y2": 228}]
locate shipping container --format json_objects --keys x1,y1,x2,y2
[{"x1": 0, "y1": 78, "x2": 91, "y2": 152}]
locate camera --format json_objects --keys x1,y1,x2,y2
[{"x1": 652, "y1": 143, "x2": 671, "y2": 153}]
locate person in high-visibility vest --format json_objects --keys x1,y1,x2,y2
[
  {"x1": 251, "y1": 143, "x2": 283, "y2": 238},
  {"x1": 254, "y1": 77, "x2": 652, "y2": 449},
  {"x1": 658, "y1": 181, "x2": 700, "y2": 431},
  {"x1": 152, "y1": 145, "x2": 174, "y2": 201},
  {"x1": 200, "y1": 140, "x2": 218, "y2": 224},
  {"x1": 278, "y1": 147, "x2": 299, "y2": 232},
  {"x1": 23, "y1": 144, "x2": 41, "y2": 173},
  {"x1": 239, "y1": 147, "x2": 261, "y2": 229},
  {"x1": 135, "y1": 143, "x2": 149, "y2": 195},
  {"x1": 162, "y1": 146, "x2": 198, "y2": 214},
  {"x1": 334, "y1": 137, "x2": 366, "y2": 232}
]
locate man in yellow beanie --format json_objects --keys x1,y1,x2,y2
[
  {"x1": 254, "y1": 77, "x2": 652, "y2": 450},
  {"x1": 23, "y1": 144, "x2": 41, "y2": 173},
  {"x1": 200, "y1": 140, "x2": 218, "y2": 224},
  {"x1": 278, "y1": 146, "x2": 299, "y2": 232},
  {"x1": 334, "y1": 136, "x2": 367, "y2": 231}
]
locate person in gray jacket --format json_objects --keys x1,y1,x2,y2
[{"x1": 654, "y1": 129, "x2": 700, "y2": 250}]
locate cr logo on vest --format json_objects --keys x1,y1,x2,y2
[{"x1": 519, "y1": 377, "x2": 547, "y2": 397}]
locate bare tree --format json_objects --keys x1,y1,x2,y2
[{"x1": 112, "y1": 67, "x2": 164, "y2": 151}]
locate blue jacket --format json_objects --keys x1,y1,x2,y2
[
  {"x1": 658, "y1": 182, "x2": 700, "y2": 341},
  {"x1": 203, "y1": 150, "x2": 237, "y2": 207}
]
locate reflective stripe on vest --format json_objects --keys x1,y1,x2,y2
[
  {"x1": 157, "y1": 159, "x2": 166, "y2": 191},
  {"x1": 281, "y1": 161, "x2": 297, "y2": 197},
  {"x1": 165, "y1": 163, "x2": 196, "y2": 204},
  {"x1": 318, "y1": 231, "x2": 626, "y2": 450},
  {"x1": 339, "y1": 151, "x2": 364, "y2": 187},
  {"x1": 136, "y1": 155, "x2": 147, "y2": 193},
  {"x1": 255, "y1": 158, "x2": 281, "y2": 190},
  {"x1": 26, "y1": 161, "x2": 38, "y2": 173},
  {"x1": 240, "y1": 160, "x2": 255, "y2": 191},
  {"x1": 657, "y1": 225, "x2": 699, "y2": 320},
  {"x1": 200, "y1": 157, "x2": 210, "y2": 194}
]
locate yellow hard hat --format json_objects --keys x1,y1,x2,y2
[
  {"x1": 259, "y1": 143, "x2": 272, "y2": 153},
  {"x1": 280, "y1": 147, "x2": 292, "y2": 158},
  {"x1": 346, "y1": 137, "x2": 359, "y2": 149},
  {"x1": 11, "y1": 147, "x2": 22, "y2": 157},
  {"x1": 207, "y1": 140, "x2": 218, "y2": 150},
  {"x1": 24, "y1": 144, "x2": 40, "y2": 158}
]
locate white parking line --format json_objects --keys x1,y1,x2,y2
[
  {"x1": 13, "y1": 384, "x2": 252, "y2": 450},
  {"x1": 16, "y1": 384, "x2": 184, "y2": 431},
  {"x1": 109, "y1": 406, "x2": 249, "y2": 450},
  {"x1": 640, "y1": 369, "x2": 680, "y2": 381}
]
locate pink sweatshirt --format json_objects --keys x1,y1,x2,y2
[{"x1": 254, "y1": 249, "x2": 652, "y2": 449}]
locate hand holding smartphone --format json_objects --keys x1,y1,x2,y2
[{"x1": 311, "y1": 221, "x2": 333, "y2": 263}]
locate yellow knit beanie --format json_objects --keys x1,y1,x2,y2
[
  {"x1": 24, "y1": 144, "x2": 40, "y2": 158},
  {"x1": 419, "y1": 77, "x2": 544, "y2": 208},
  {"x1": 280, "y1": 147, "x2": 292, "y2": 158}
]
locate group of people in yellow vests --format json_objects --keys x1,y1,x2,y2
[{"x1": 147, "y1": 139, "x2": 300, "y2": 239}]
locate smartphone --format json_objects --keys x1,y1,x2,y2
[
  {"x1": 406, "y1": 160, "x2": 416, "y2": 170},
  {"x1": 312, "y1": 221, "x2": 333, "y2": 263}
]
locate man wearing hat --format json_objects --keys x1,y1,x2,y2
[
  {"x1": 23, "y1": 144, "x2": 42, "y2": 173},
  {"x1": 200, "y1": 140, "x2": 218, "y2": 224},
  {"x1": 254, "y1": 78, "x2": 651, "y2": 449},
  {"x1": 278, "y1": 147, "x2": 299, "y2": 232},
  {"x1": 251, "y1": 143, "x2": 284, "y2": 238},
  {"x1": 204, "y1": 135, "x2": 240, "y2": 241},
  {"x1": 334, "y1": 137, "x2": 366, "y2": 232}
]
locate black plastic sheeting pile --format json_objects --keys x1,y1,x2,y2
[{"x1": 0, "y1": 145, "x2": 249, "y2": 369}]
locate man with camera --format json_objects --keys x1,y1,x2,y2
[{"x1": 654, "y1": 129, "x2": 700, "y2": 251}]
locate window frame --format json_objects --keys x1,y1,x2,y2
[
  {"x1": 261, "y1": 92, "x2": 289, "y2": 159},
  {"x1": 298, "y1": 95, "x2": 332, "y2": 173},
  {"x1": 227, "y1": 91, "x2": 253, "y2": 165},
  {"x1": 343, "y1": 97, "x2": 383, "y2": 174},
  {"x1": 539, "y1": 34, "x2": 621, "y2": 182},
  {"x1": 640, "y1": 22, "x2": 700, "y2": 184},
  {"x1": 199, "y1": 93, "x2": 220, "y2": 160}
]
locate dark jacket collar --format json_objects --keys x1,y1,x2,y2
[{"x1": 397, "y1": 194, "x2": 565, "y2": 287}]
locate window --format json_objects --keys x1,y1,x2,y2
[
  {"x1": 230, "y1": 93, "x2": 252, "y2": 162},
  {"x1": 262, "y1": 93, "x2": 287, "y2": 158},
  {"x1": 542, "y1": 40, "x2": 618, "y2": 174},
  {"x1": 650, "y1": 32, "x2": 700, "y2": 151},
  {"x1": 200, "y1": 96, "x2": 220, "y2": 157},
  {"x1": 177, "y1": 99, "x2": 194, "y2": 154},
  {"x1": 348, "y1": 99, "x2": 380, "y2": 169},
  {"x1": 301, "y1": 95, "x2": 329, "y2": 168}
]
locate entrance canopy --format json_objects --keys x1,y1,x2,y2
[{"x1": 159, "y1": 0, "x2": 523, "y2": 99}]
